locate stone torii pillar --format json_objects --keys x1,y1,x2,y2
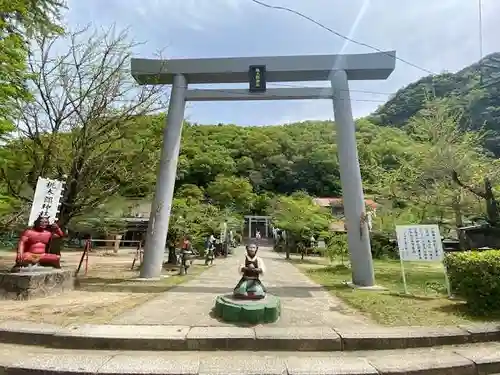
[
  {"x1": 331, "y1": 70, "x2": 374, "y2": 287},
  {"x1": 140, "y1": 74, "x2": 187, "y2": 279}
]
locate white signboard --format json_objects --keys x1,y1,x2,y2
[
  {"x1": 395, "y1": 224, "x2": 443, "y2": 262},
  {"x1": 28, "y1": 177, "x2": 64, "y2": 226}
]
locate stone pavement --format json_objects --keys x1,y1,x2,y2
[
  {"x1": 0, "y1": 341, "x2": 499, "y2": 374},
  {"x1": 112, "y1": 245, "x2": 373, "y2": 327}
]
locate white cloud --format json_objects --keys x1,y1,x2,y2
[
  {"x1": 63, "y1": 0, "x2": 500, "y2": 125},
  {"x1": 134, "y1": 0, "x2": 245, "y2": 31}
]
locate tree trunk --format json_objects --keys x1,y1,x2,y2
[
  {"x1": 167, "y1": 246, "x2": 177, "y2": 264},
  {"x1": 452, "y1": 194, "x2": 466, "y2": 250},
  {"x1": 484, "y1": 178, "x2": 500, "y2": 226},
  {"x1": 419, "y1": 204, "x2": 428, "y2": 222},
  {"x1": 113, "y1": 235, "x2": 122, "y2": 254},
  {"x1": 452, "y1": 172, "x2": 500, "y2": 227}
]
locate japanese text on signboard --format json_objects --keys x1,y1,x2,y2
[
  {"x1": 28, "y1": 177, "x2": 64, "y2": 226},
  {"x1": 40, "y1": 180, "x2": 57, "y2": 217},
  {"x1": 395, "y1": 225, "x2": 443, "y2": 262}
]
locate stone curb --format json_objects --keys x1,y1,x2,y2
[
  {"x1": 1, "y1": 320, "x2": 500, "y2": 352},
  {"x1": 1, "y1": 342, "x2": 500, "y2": 375}
]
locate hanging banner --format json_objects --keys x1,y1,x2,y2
[{"x1": 28, "y1": 177, "x2": 65, "y2": 226}]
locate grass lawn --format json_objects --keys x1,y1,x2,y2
[{"x1": 291, "y1": 256, "x2": 500, "y2": 327}]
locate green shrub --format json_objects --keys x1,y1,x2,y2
[
  {"x1": 371, "y1": 232, "x2": 399, "y2": 259},
  {"x1": 321, "y1": 231, "x2": 398, "y2": 260},
  {"x1": 192, "y1": 238, "x2": 206, "y2": 253},
  {"x1": 444, "y1": 250, "x2": 500, "y2": 314},
  {"x1": 321, "y1": 233, "x2": 348, "y2": 263}
]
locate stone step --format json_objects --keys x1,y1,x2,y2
[
  {"x1": 1, "y1": 320, "x2": 500, "y2": 352},
  {"x1": 1, "y1": 342, "x2": 500, "y2": 374}
]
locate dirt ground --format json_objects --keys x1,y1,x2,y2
[{"x1": 0, "y1": 248, "x2": 206, "y2": 326}]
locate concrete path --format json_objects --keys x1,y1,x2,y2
[{"x1": 112, "y1": 246, "x2": 374, "y2": 328}]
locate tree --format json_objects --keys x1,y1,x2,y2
[
  {"x1": 164, "y1": 198, "x2": 240, "y2": 263},
  {"x1": 0, "y1": 0, "x2": 66, "y2": 138},
  {"x1": 371, "y1": 52, "x2": 500, "y2": 156},
  {"x1": 184, "y1": 149, "x2": 236, "y2": 187},
  {"x1": 0, "y1": 26, "x2": 166, "y2": 228},
  {"x1": 270, "y1": 194, "x2": 331, "y2": 259},
  {"x1": 253, "y1": 192, "x2": 275, "y2": 216},
  {"x1": 452, "y1": 169, "x2": 500, "y2": 226},
  {"x1": 69, "y1": 196, "x2": 131, "y2": 238},
  {"x1": 206, "y1": 175, "x2": 255, "y2": 212},
  {"x1": 175, "y1": 184, "x2": 205, "y2": 203},
  {"x1": 379, "y1": 99, "x2": 492, "y2": 237}
]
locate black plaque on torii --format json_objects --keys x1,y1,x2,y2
[{"x1": 249, "y1": 65, "x2": 266, "y2": 92}]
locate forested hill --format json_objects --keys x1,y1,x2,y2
[
  {"x1": 0, "y1": 115, "x2": 420, "y2": 228},
  {"x1": 369, "y1": 52, "x2": 500, "y2": 155},
  {"x1": 119, "y1": 117, "x2": 414, "y2": 199}
]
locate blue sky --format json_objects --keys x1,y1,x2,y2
[{"x1": 64, "y1": 0, "x2": 500, "y2": 126}]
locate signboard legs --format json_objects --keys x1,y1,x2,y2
[
  {"x1": 399, "y1": 257, "x2": 452, "y2": 297},
  {"x1": 399, "y1": 255, "x2": 409, "y2": 295}
]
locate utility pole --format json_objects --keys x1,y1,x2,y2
[{"x1": 478, "y1": 0, "x2": 484, "y2": 85}]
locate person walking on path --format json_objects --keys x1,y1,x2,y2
[{"x1": 205, "y1": 234, "x2": 215, "y2": 265}]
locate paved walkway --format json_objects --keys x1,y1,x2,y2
[{"x1": 112, "y1": 246, "x2": 374, "y2": 328}]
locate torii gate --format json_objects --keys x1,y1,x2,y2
[{"x1": 131, "y1": 51, "x2": 396, "y2": 287}]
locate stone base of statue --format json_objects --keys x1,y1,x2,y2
[
  {"x1": 214, "y1": 294, "x2": 281, "y2": 324},
  {"x1": 0, "y1": 268, "x2": 74, "y2": 300}
]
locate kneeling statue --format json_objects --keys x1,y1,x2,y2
[
  {"x1": 14, "y1": 216, "x2": 65, "y2": 270},
  {"x1": 233, "y1": 243, "x2": 266, "y2": 300}
]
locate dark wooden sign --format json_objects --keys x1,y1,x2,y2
[{"x1": 249, "y1": 65, "x2": 266, "y2": 92}]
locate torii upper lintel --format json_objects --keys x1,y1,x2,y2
[{"x1": 131, "y1": 51, "x2": 396, "y2": 85}]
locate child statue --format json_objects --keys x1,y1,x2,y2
[{"x1": 233, "y1": 243, "x2": 266, "y2": 300}]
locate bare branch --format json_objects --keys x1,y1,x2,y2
[
  {"x1": 4, "y1": 25, "x2": 169, "y2": 225},
  {"x1": 451, "y1": 170, "x2": 486, "y2": 199}
]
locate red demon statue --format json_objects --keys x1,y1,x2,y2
[{"x1": 15, "y1": 216, "x2": 65, "y2": 269}]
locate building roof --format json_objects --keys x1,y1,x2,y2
[
  {"x1": 313, "y1": 197, "x2": 378, "y2": 209},
  {"x1": 329, "y1": 221, "x2": 346, "y2": 232}
]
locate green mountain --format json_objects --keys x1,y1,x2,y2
[{"x1": 370, "y1": 52, "x2": 500, "y2": 155}]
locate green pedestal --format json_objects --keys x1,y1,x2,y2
[{"x1": 214, "y1": 294, "x2": 281, "y2": 324}]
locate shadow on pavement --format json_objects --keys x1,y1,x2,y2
[
  {"x1": 160, "y1": 285, "x2": 320, "y2": 297},
  {"x1": 75, "y1": 278, "x2": 323, "y2": 297}
]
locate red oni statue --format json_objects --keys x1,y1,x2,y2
[{"x1": 16, "y1": 216, "x2": 65, "y2": 269}]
